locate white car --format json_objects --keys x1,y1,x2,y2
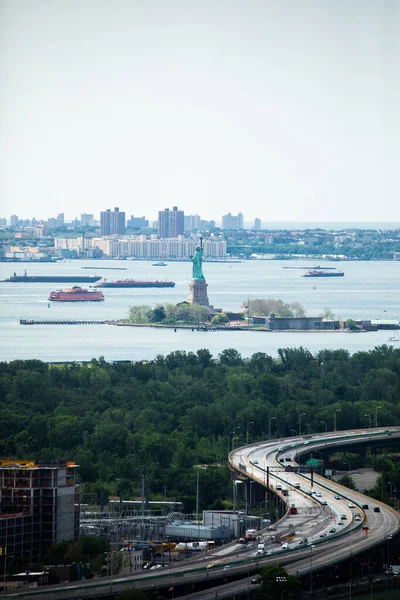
[
  {"x1": 355, "y1": 515, "x2": 362, "y2": 521},
  {"x1": 316, "y1": 492, "x2": 322, "y2": 497},
  {"x1": 348, "y1": 502, "x2": 355, "y2": 508}
]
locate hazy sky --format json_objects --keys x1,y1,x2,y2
[{"x1": 1, "y1": 0, "x2": 399, "y2": 222}]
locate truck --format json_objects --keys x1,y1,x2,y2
[{"x1": 245, "y1": 529, "x2": 258, "y2": 541}]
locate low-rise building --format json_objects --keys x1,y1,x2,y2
[{"x1": 267, "y1": 316, "x2": 340, "y2": 331}]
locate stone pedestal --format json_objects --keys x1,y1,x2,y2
[{"x1": 188, "y1": 279, "x2": 209, "y2": 306}]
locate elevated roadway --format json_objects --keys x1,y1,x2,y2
[{"x1": 1, "y1": 428, "x2": 399, "y2": 599}]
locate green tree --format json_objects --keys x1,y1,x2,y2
[
  {"x1": 128, "y1": 305, "x2": 152, "y2": 323},
  {"x1": 211, "y1": 313, "x2": 229, "y2": 325},
  {"x1": 259, "y1": 565, "x2": 302, "y2": 599},
  {"x1": 218, "y1": 348, "x2": 243, "y2": 366},
  {"x1": 150, "y1": 305, "x2": 166, "y2": 322}
]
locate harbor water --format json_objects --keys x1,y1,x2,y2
[{"x1": 0, "y1": 259, "x2": 399, "y2": 362}]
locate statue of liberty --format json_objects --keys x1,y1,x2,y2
[{"x1": 190, "y1": 238, "x2": 205, "y2": 281}]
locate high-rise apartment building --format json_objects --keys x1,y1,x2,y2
[
  {"x1": 222, "y1": 212, "x2": 244, "y2": 230},
  {"x1": 0, "y1": 459, "x2": 79, "y2": 560},
  {"x1": 10, "y1": 215, "x2": 18, "y2": 227},
  {"x1": 81, "y1": 213, "x2": 95, "y2": 227},
  {"x1": 184, "y1": 215, "x2": 201, "y2": 231},
  {"x1": 127, "y1": 215, "x2": 149, "y2": 228},
  {"x1": 158, "y1": 206, "x2": 184, "y2": 238},
  {"x1": 253, "y1": 218, "x2": 261, "y2": 230},
  {"x1": 100, "y1": 207, "x2": 126, "y2": 236}
]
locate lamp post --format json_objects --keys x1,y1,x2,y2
[
  {"x1": 246, "y1": 421, "x2": 255, "y2": 444},
  {"x1": 298, "y1": 413, "x2": 306, "y2": 437},
  {"x1": 365, "y1": 414, "x2": 372, "y2": 429},
  {"x1": 268, "y1": 417, "x2": 276, "y2": 440},
  {"x1": 385, "y1": 534, "x2": 392, "y2": 583},
  {"x1": 259, "y1": 499, "x2": 268, "y2": 529},
  {"x1": 320, "y1": 420, "x2": 327, "y2": 433},
  {"x1": 228, "y1": 431, "x2": 235, "y2": 454},
  {"x1": 333, "y1": 409, "x2": 341, "y2": 433},
  {"x1": 232, "y1": 426, "x2": 240, "y2": 450},
  {"x1": 310, "y1": 545, "x2": 315, "y2": 599},
  {"x1": 290, "y1": 429, "x2": 297, "y2": 437},
  {"x1": 374, "y1": 405, "x2": 382, "y2": 428}
]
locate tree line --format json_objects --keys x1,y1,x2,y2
[{"x1": 0, "y1": 345, "x2": 399, "y2": 511}]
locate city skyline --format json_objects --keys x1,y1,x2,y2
[{"x1": 1, "y1": 0, "x2": 399, "y2": 221}]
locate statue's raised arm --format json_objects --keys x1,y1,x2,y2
[{"x1": 191, "y1": 246, "x2": 205, "y2": 280}]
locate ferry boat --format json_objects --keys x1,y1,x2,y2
[
  {"x1": 95, "y1": 279, "x2": 175, "y2": 288},
  {"x1": 48, "y1": 287, "x2": 105, "y2": 302},
  {"x1": 303, "y1": 269, "x2": 344, "y2": 278},
  {"x1": 6, "y1": 271, "x2": 101, "y2": 283}
]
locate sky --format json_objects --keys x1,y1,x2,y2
[{"x1": 0, "y1": 0, "x2": 399, "y2": 223}]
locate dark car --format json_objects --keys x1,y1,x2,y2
[
  {"x1": 251, "y1": 577, "x2": 261, "y2": 585},
  {"x1": 374, "y1": 507, "x2": 381, "y2": 513},
  {"x1": 362, "y1": 504, "x2": 369, "y2": 509}
]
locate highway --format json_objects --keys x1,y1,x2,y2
[{"x1": 1, "y1": 428, "x2": 399, "y2": 599}]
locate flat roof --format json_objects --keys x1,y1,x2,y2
[
  {"x1": 109, "y1": 500, "x2": 183, "y2": 506},
  {"x1": 0, "y1": 460, "x2": 77, "y2": 469}
]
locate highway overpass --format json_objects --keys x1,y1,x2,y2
[{"x1": 1, "y1": 428, "x2": 399, "y2": 599}]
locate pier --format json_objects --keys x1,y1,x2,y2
[{"x1": 20, "y1": 319, "x2": 109, "y2": 326}]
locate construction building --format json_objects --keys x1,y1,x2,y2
[{"x1": 0, "y1": 459, "x2": 79, "y2": 561}]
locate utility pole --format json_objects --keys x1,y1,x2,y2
[
  {"x1": 196, "y1": 471, "x2": 199, "y2": 524},
  {"x1": 141, "y1": 465, "x2": 145, "y2": 539}
]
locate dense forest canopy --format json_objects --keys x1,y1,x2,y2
[{"x1": 0, "y1": 345, "x2": 399, "y2": 510}]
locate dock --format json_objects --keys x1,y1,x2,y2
[{"x1": 20, "y1": 319, "x2": 109, "y2": 326}]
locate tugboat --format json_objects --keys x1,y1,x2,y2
[{"x1": 48, "y1": 287, "x2": 105, "y2": 301}]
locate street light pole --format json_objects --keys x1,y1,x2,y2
[
  {"x1": 290, "y1": 429, "x2": 297, "y2": 437},
  {"x1": 334, "y1": 409, "x2": 341, "y2": 433},
  {"x1": 232, "y1": 426, "x2": 240, "y2": 450},
  {"x1": 228, "y1": 431, "x2": 235, "y2": 454},
  {"x1": 310, "y1": 545, "x2": 315, "y2": 599},
  {"x1": 374, "y1": 405, "x2": 382, "y2": 428},
  {"x1": 365, "y1": 414, "x2": 372, "y2": 429},
  {"x1": 268, "y1": 417, "x2": 276, "y2": 440},
  {"x1": 298, "y1": 413, "x2": 306, "y2": 437},
  {"x1": 320, "y1": 420, "x2": 327, "y2": 433},
  {"x1": 246, "y1": 421, "x2": 255, "y2": 444}
]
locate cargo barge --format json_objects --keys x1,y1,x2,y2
[
  {"x1": 6, "y1": 271, "x2": 101, "y2": 283},
  {"x1": 303, "y1": 269, "x2": 344, "y2": 277},
  {"x1": 95, "y1": 279, "x2": 175, "y2": 288}
]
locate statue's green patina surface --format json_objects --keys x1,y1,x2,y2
[{"x1": 191, "y1": 246, "x2": 205, "y2": 280}]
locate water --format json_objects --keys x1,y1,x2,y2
[{"x1": 0, "y1": 259, "x2": 399, "y2": 362}]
